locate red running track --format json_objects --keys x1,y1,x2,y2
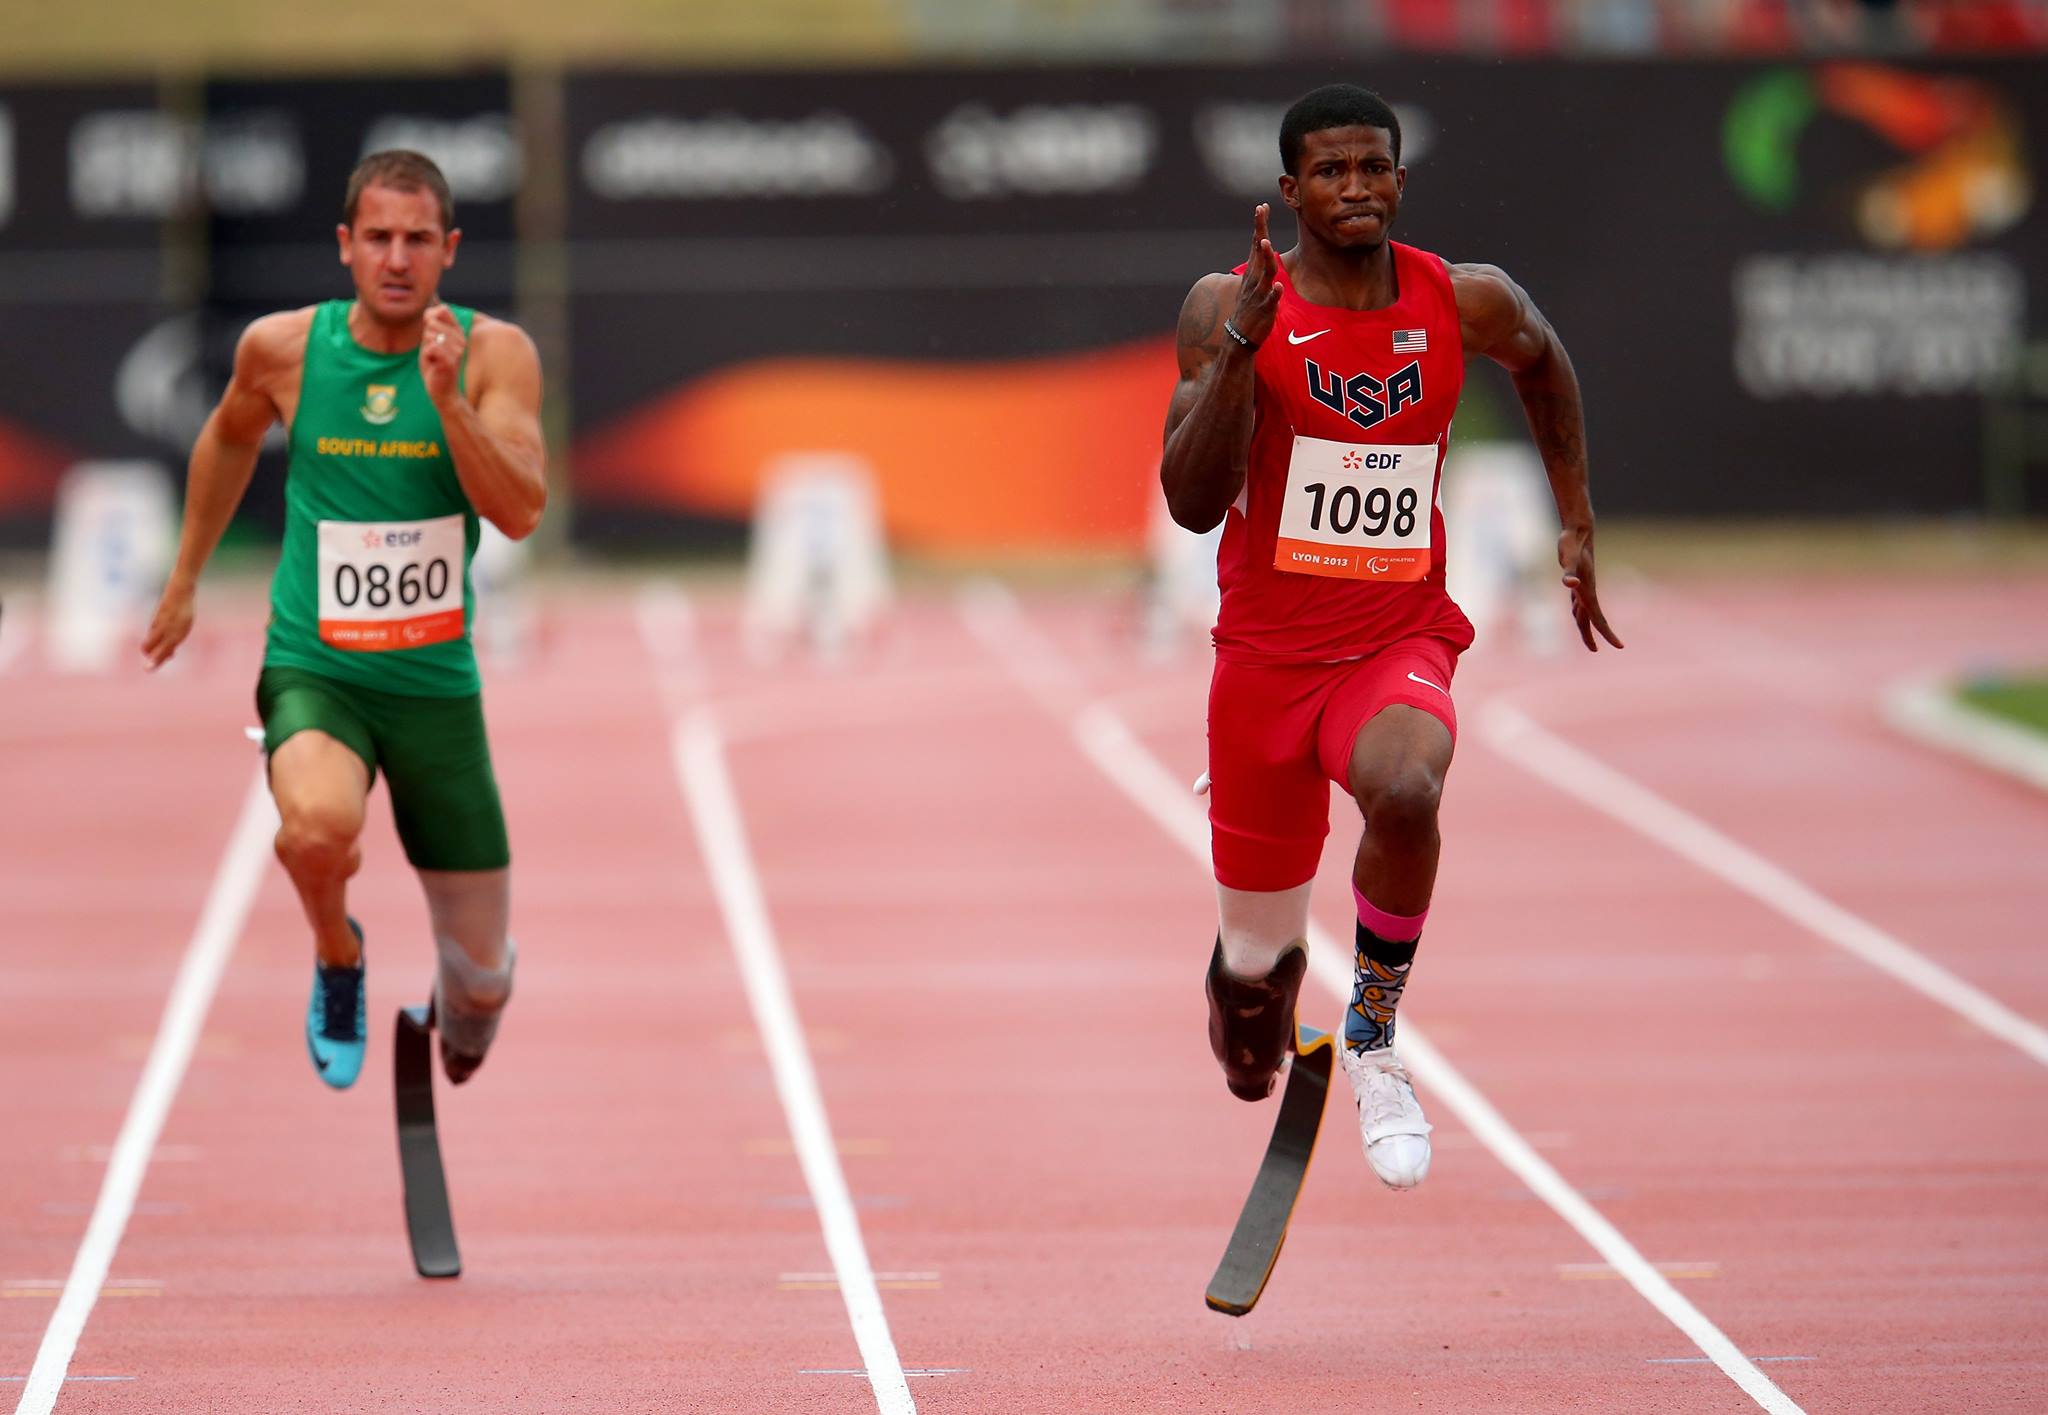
[{"x1": 2, "y1": 569, "x2": 2043, "y2": 1413}]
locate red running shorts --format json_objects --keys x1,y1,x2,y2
[{"x1": 1206, "y1": 635, "x2": 1461, "y2": 892}]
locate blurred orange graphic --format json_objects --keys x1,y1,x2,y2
[
  {"x1": 1819, "y1": 63, "x2": 2031, "y2": 251},
  {"x1": 574, "y1": 339, "x2": 1178, "y2": 551}
]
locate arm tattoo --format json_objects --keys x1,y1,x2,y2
[
  {"x1": 1166, "y1": 280, "x2": 1229, "y2": 438},
  {"x1": 1163, "y1": 378, "x2": 1202, "y2": 438},
  {"x1": 1178, "y1": 282, "x2": 1223, "y2": 359},
  {"x1": 1521, "y1": 389, "x2": 1585, "y2": 473}
]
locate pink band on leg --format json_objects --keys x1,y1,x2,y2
[{"x1": 1354, "y1": 883, "x2": 1427, "y2": 942}]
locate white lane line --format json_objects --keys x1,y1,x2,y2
[
  {"x1": 959, "y1": 584, "x2": 1805, "y2": 1415},
  {"x1": 666, "y1": 710, "x2": 915, "y2": 1415},
  {"x1": 1648, "y1": 1356, "x2": 1815, "y2": 1365},
  {"x1": 0, "y1": 1379, "x2": 135, "y2": 1385},
  {"x1": 1884, "y1": 675, "x2": 2048, "y2": 796},
  {"x1": 1480, "y1": 700, "x2": 2048, "y2": 1069},
  {"x1": 15, "y1": 766, "x2": 274, "y2": 1415}
]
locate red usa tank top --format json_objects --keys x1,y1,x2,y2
[{"x1": 1213, "y1": 241, "x2": 1475, "y2": 665}]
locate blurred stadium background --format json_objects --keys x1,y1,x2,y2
[
  {"x1": 2, "y1": 0, "x2": 2046, "y2": 570},
  {"x1": 3, "y1": 0, "x2": 2046, "y2": 711}
]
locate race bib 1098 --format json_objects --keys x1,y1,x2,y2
[
  {"x1": 1273, "y1": 435, "x2": 1437, "y2": 581},
  {"x1": 315, "y1": 515, "x2": 464, "y2": 651}
]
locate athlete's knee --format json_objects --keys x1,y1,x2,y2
[
  {"x1": 273, "y1": 801, "x2": 362, "y2": 876},
  {"x1": 1354, "y1": 765, "x2": 1443, "y2": 848}
]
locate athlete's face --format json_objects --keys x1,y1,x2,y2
[
  {"x1": 1280, "y1": 126, "x2": 1404, "y2": 251},
  {"x1": 337, "y1": 183, "x2": 461, "y2": 326}
]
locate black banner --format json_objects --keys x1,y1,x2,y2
[
  {"x1": 2, "y1": 61, "x2": 2041, "y2": 548},
  {"x1": 0, "y1": 81, "x2": 175, "y2": 543},
  {"x1": 565, "y1": 58, "x2": 2048, "y2": 540}
]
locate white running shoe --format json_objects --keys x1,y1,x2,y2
[{"x1": 1340, "y1": 1045, "x2": 1432, "y2": 1190}]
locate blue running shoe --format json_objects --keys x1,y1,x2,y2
[{"x1": 307, "y1": 919, "x2": 367, "y2": 1090}]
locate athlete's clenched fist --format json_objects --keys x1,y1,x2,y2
[
  {"x1": 419, "y1": 303, "x2": 467, "y2": 407},
  {"x1": 1230, "y1": 204, "x2": 1285, "y2": 349}
]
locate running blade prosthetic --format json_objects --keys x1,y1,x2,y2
[
  {"x1": 394, "y1": 1003, "x2": 461, "y2": 1278},
  {"x1": 1205, "y1": 1024, "x2": 1334, "y2": 1316}
]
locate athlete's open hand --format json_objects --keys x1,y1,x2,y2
[
  {"x1": 419, "y1": 303, "x2": 467, "y2": 408},
  {"x1": 141, "y1": 579, "x2": 196, "y2": 670},
  {"x1": 1558, "y1": 524, "x2": 1622, "y2": 652},
  {"x1": 1231, "y1": 204, "x2": 1284, "y2": 348}
]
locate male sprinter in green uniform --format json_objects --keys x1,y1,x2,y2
[{"x1": 142, "y1": 150, "x2": 545, "y2": 1090}]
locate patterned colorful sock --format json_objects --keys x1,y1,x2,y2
[{"x1": 1346, "y1": 886, "x2": 1426, "y2": 1054}]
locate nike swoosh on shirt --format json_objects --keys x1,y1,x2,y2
[
  {"x1": 1287, "y1": 329, "x2": 1331, "y2": 345},
  {"x1": 1406, "y1": 672, "x2": 1451, "y2": 698}
]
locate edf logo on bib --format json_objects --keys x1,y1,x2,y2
[
  {"x1": 1305, "y1": 358, "x2": 1423, "y2": 431},
  {"x1": 1342, "y1": 449, "x2": 1408, "y2": 471}
]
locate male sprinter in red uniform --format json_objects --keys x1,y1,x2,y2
[{"x1": 1165, "y1": 85, "x2": 1620, "y2": 1189}]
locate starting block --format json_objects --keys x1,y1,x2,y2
[
  {"x1": 743, "y1": 453, "x2": 890, "y2": 662},
  {"x1": 45, "y1": 460, "x2": 175, "y2": 672}
]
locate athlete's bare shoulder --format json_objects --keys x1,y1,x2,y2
[
  {"x1": 1175, "y1": 272, "x2": 1239, "y2": 376},
  {"x1": 235, "y1": 306, "x2": 317, "y2": 384},
  {"x1": 207, "y1": 307, "x2": 313, "y2": 435},
  {"x1": 463, "y1": 312, "x2": 542, "y2": 409},
  {"x1": 1447, "y1": 262, "x2": 1549, "y2": 367},
  {"x1": 466, "y1": 311, "x2": 539, "y2": 366},
  {"x1": 1447, "y1": 262, "x2": 1518, "y2": 330},
  {"x1": 1446, "y1": 261, "x2": 1513, "y2": 287}
]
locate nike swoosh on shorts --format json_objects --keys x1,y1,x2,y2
[{"x1": 1406, "y1": 671, "x2": 1450, "y2": 698}]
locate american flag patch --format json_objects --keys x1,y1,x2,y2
[{"x1": 1393, "y1": 329, "x2": 1428, "y2": 353}]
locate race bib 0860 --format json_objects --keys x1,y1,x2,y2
[
  {"x1": 316, "y1": 515, "x2": 464, "y2": 651},
  {"x1": 1273, "y1": 435, "x2": 1437, "y2": 581}
]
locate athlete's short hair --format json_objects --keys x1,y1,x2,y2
[
  {"x1": 1280, "y1": 85, "x2": 1402, "y2": 175},
  {"x1": 343, "y1": 150, "x2": 454, "y2": 232}
]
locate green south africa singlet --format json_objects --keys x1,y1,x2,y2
[{"x1": 265, "y1": 300, "x2": 481, "y2": 698}]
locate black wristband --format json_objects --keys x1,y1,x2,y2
[{"x1": 1222, "y1": 318, "x2": 1259, "y2": 351}]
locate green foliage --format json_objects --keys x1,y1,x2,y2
[{"x1": 1959, "y1": 676, "x2": 2048, "y2": 736}]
